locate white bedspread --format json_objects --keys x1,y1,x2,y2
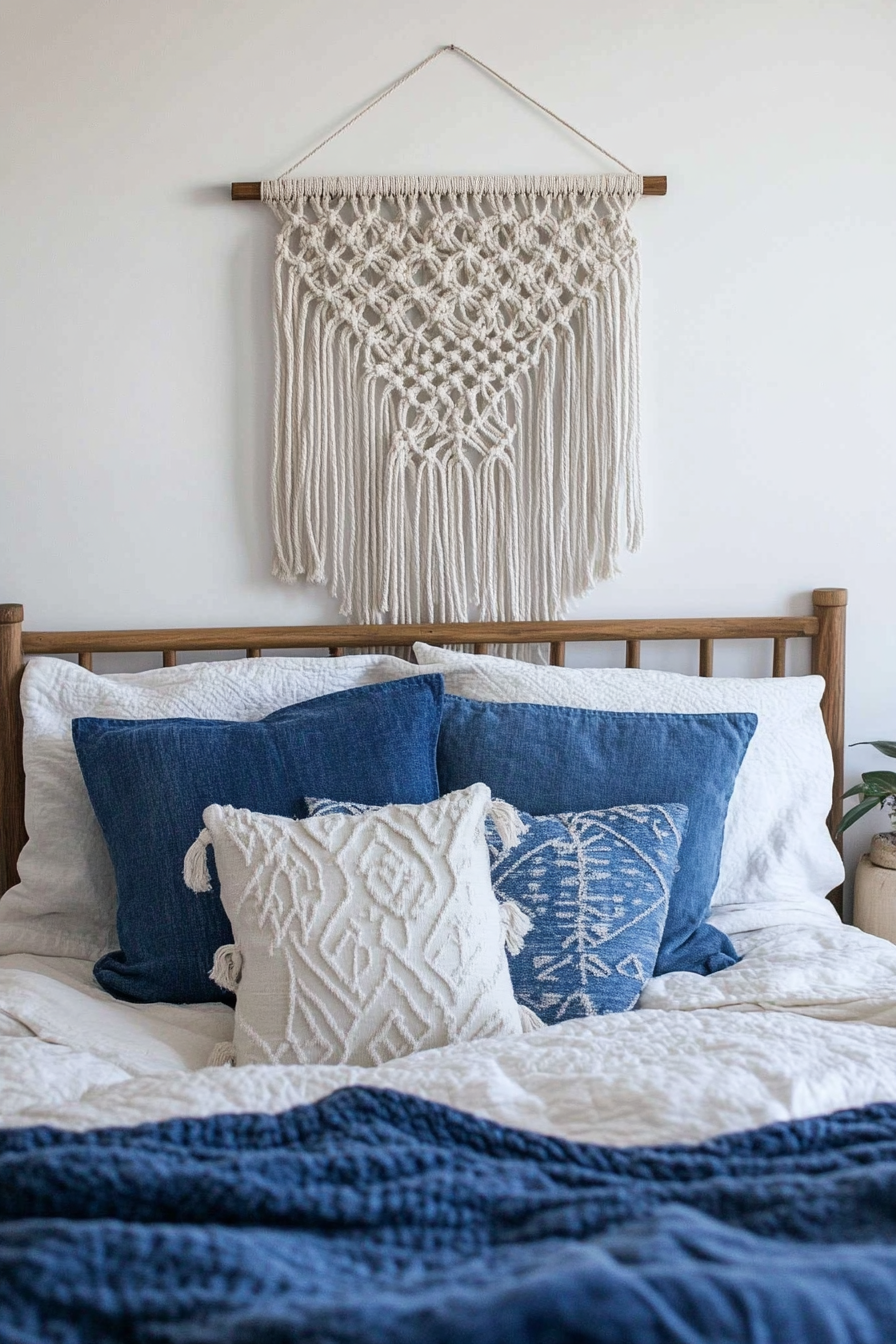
[{"x1": 4, "y1": 915, "x2": 896, "y2": 1147}]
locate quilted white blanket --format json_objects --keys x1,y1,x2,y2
[{"x1": 4, "y1": 911, "x2": 896, "y2": 1146}]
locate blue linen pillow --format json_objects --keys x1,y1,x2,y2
[
  {"x1": 306, "y1": 797, "x2": 688, "y2": 1022},
  {"x1": 436, "y1": 697, "x2": 757, "y2": 976},
  {"x1": 72, "y1": 675, "x2": 444, "y2": 1006}
]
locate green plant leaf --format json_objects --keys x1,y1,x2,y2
[
  {"x1": 837, "y1": 796, "x2": 885, "y2": 834},
  {"x1": 847, "y1": 779, "x2": 890, "y2": 800},
  {"x1": 861, "y1": 770, "x2": 896, "y2": 793},
  {"x1": 842, "y1": 783, "x2": 869, "y2": 800},
  {"x1": 851, "y1": 741, "x2": 896, "y2": 758}
]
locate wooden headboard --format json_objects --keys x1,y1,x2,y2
[{"x1": 0, "y1": 589, "x2": 847, "y2": 910}]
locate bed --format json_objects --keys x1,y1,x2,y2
[{"x1": 7, "y1": 588, "x2": 896, "y2": 1342}]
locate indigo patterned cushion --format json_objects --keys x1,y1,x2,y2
[
  {"x1": 484, "y1": 804, "x2": 686, "y2": 1020},
  {"x1": 436, "y1": 697, "x2": 757, "y2": 977},
  {"x1": 72, "y1": 675, "x2": 444, "y2": 1006},
  {"x1": 306, "y1": 797, "x2": 688, "y2": 1022}
]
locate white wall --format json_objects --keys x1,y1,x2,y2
[{"x1": 2, "y1": 0, "x2": 894, "y2": 883}]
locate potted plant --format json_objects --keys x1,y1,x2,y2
[{"x1": 839, "y1": 740, "x2": 896, "y2": 869}]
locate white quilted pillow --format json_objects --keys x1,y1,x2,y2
[
  {"x1": 187, "y1": 785, "x2": 530, "y2": 1068},
  {"x1": 414, "y1": 643, "x2": 844, "y2": 929},
  {"x1": 0, "y1": 654, "x2": 423, "y2": 961}
]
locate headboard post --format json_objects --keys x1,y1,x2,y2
[
  {"x1": 812, "y1": 587, "x2": 847, "y2": 915},
  {"x1": 0, "y1": 604, "x2": 26, "y2": 895}
]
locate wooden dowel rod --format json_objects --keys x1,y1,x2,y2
[
  {"x1": 78, "y1": 651, "x2": 93, "y2": 671},
  {"x1": 772, "y1": 637, "x2": 787, "y2": 678},
  {"x1": 625, "y1": 639, "x2": 640, "y2": 669},
  {"x1": 549, "y1": 642, "x2": 565, "y2": 667},
  {"x1": 472, "y1": 644, "x2": 488, "y2": 655},
  {"x1": 162, "y1": 651, "x2": 176, "y2": 668},
  {"x1": 246, "y1": 648, "x2": 261, "y2": 659},
  {"x1": 231, "y1": 176, "x2": 668, "y2": 201},
  {"x1": 328, "y1": 646, "x2": 344, "y2": 658}
]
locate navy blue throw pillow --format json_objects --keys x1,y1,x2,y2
[
  {"x1": 73, "y1": 675, "x2": 444, "y2": 1005},
  {"x1": 436, "y1": 697, "x2": 757, "y2": 976}
]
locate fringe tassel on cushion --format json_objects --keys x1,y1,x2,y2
[
  {"x1": 209, "y1": 944, "x2": 243, "y2": 993},
  {"x1": 263, "y1": 176, "x2": 643, "y2": 634},
  {"x1": 208, "y1": 1042, "x2": 236, "y2": 1068},
  {"x1": 518, "y1": 1005, "x2": 545, "y2": 1033},
  {"x1": 488, "y1": 798, "x2": 528, "y2": 852},
  {"x1": 500, "y1": 900, "x2": 533, "y2": 955},
  {"x1": 183, "y1": 828, "x2": 213, "y2": 893}
]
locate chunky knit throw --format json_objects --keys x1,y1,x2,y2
[{"x1": 6, "y1": 1089, "x2": 896, "y2": 1342}]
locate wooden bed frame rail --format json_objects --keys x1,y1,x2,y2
[{"x1": 0, "y1": 590, "x2": 847, "y2": 910}]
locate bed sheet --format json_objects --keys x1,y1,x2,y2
[{"x1": 3, "y1": 916, "x2": 896, "y2": 1145}]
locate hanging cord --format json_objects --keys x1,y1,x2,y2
[
  {"x1": 279, "y1": 44, "x2": 634, "y2": 177},
  {"x1": 448, "y1": 45, "x2": 634, "y2": 173}
]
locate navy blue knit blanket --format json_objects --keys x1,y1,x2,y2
[{"x1": 4, "y1": 1087, "x2": 896, "y2": 1343}]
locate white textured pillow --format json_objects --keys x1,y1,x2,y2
[
  {"x1": 187, "y1": 785, "x2": 529, "y2": 1068},
  {"x1": 413, "y1": 643, "x2": 844, "y2": 919},
  {"x1": 0, "y1": 654, "x2": 423, "y2": 961}
]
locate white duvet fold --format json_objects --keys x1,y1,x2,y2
[
  {"x1": 639, "y1": 920, "x2": 896, "y2": 1026},
  {"x1": 3, "y1": 919, "x2": 896, "y2": 1148},
  {"x1": 0, "y1": 954, "x2": 232, "y2": 1073}
]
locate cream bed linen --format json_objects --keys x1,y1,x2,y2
[{"x1": 3, "y1": 911, "x2": 896, "y2": 1147}]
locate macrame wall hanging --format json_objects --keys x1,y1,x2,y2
[{"x1": 233, "y1": 45, "x2": 666, "y2": 626}]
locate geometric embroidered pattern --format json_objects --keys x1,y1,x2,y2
[
  {"x1": 192, "y1": 785, "x2": 524, "y2": 1068},
  {"x1": 306, "y1": 796, "x2": 688, "y2": 1024},
  {"x1": 487, "y1": 804, "x2": 688, "y2": 1021}
]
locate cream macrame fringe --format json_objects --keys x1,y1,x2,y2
[{"x1": 264, "y1": 176, "x2": 643, "y2": 629}]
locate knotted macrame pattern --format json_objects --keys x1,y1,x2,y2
[{"x1": 264, "y1": 174, "x2": 643, "y2": 624}]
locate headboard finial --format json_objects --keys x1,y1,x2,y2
[
  {"x1": 813, "y1": 588, "x2": 848, "y2": 607},
  {"x1": 0, "y1": 605, "x2": 24, "y2": 625}
]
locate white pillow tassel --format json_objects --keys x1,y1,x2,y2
[
  {"x1": 183, "y1": 828, "x2": 213, "y2": 892},
  {"x1": 209, "y1": 943, "x2": 243, "y2": 993},
  {"x1": 500, "y1": 899, "x2": 532, "y2": 955},
  {"x1": 207, "y1": 1041, "x2": 236, "y2": 1067},
  {"x1": 206, "y1": 946, "x2": 241, "y2": 999},
  {"x1": 488, "y1": 798, "x2": 528, "y2": 852},
  {"x1": 518, "y1": 1005, "x2": 545, "y2": 1033}
]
